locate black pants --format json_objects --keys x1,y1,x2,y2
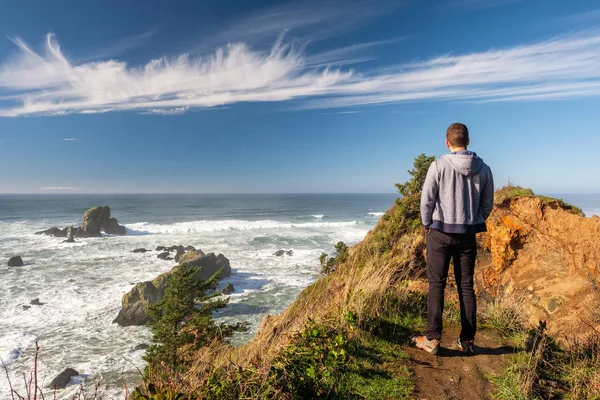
[{"x1": 425, "y1": 228, "x2": 477, "y2": 341}]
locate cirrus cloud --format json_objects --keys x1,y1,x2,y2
[
  {"x1": 1, "y1": 29, "x2": 600, "y2": 117},
  {"x1": 40, "y1": 186, "x2": 74, "y2": 190}
]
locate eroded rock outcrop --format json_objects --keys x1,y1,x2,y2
[
  {"x1": 36, "y1": 205, "x2": 126, "y2": 238},
  {"x1": 475, "y1": 196, "x2": 600, "y2": 338},
  {"x1": 113, "y1": 272, "x2": 171, "y2": 326},
  {"x1": 114, "y1": 251, "x2": 232, "y2": 326},
  {"x1": 47, "y1": 368, "x2": 79, "y2": 389},
  {"x1": 8, "y1": 256, "x2": 23, "y2": 267}
]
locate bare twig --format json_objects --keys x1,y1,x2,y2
[
  {"x1": 33, "y1": 342, "x2": 39, "y2": 400},
  {"x1": 1, "y1": 357, "x2": 17, "y2": 400}
]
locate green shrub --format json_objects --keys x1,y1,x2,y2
[
  {"x1": 270, "y1": 322, "x2": 350, "y2": 398},
  {"x1": 373, "y1": 154, "x2": 435, "y2": 253},
  {"x1": 320, "y1": 241, "x2": 349, "y2": 275},
  {"x1": 144, "y1": 264, "x2": 246, "y2": 369}
]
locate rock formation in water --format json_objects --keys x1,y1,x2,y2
[
  {"x1": 36, "y1": 205, "x2": 126, "y2": 238},
  {"x1": 273, "y1": 249, "x2": 294, "y2": 256},
  {"x1": 113, "y1": 251, "x2": 232, "y2": 326},
  {"x1": 62, "y1": 226, "x2": 75, "y2": 243},
  {"x1": 8, "y1": 255, "x2": 23, "y2": 267},
  {"x1": 222, "y1": 283, "x2": 235, "y2": 295},
  {"x1": 47, "y1": 368, "x2": 79, "y2": 389}
]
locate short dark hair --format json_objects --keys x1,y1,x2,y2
[{"x1": 446, "y1": 123, "x2": 469, "y2": 147}]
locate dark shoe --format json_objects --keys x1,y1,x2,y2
[
  {"x1": 411, "y1": 335, "x2": 440, "y2": 355},
  {"x1": 456, "y1": 338, "x2": 475, "y2": 355}
]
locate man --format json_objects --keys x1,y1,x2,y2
[{"x1": 412, "y1": 122, "x2": 494, "y2": 355}]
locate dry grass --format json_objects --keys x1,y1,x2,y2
[
  {"x1": 483, "y1": 289, "x2": 530, "y2": 338},
  {"x1": 489, "y1": 291, "x2": 600, "y2": 399},
  {"x1": 494, "y1": 183, "x2": 584, "y2": 216}
]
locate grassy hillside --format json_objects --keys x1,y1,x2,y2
[{"x1": 131, "y1": 157, "x2": 599, "y2": 400}]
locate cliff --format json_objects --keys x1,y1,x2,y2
[
  {"x1": 236, "y1": 187, "x2": 600, "y2": 363},
  {"x1": 138, "y1": 179, "x2": 600, "y2": 398}
]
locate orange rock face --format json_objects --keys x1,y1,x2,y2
[{"x1": 477, "y1": 196, "x2": 600, "y2": 338}]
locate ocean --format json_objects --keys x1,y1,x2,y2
[
  {"x1": 0, "y1": 193, "x2": 396, "y2": 399},
  {"x1": 1, "y1": 193, "x2": 598, "y2": 399}
]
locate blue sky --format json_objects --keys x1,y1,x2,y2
[{"x1": 0, "y1": 0, "x2": 599, "y2": 193}]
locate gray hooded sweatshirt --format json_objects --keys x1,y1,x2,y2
[{"x1": 420, "y1": 150, "x2": 494, "y2": 234}]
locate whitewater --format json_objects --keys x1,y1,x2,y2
[{"x1": 0, "y1": 194, "x2": 396, "y2": 399}]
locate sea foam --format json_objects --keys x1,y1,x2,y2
[{"x1": 126, "y1": 219, "x2": 357, "y2": 234}]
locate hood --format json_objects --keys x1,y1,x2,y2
[{"x1": 440, "y1": 151, "x2": 484, "y2": 177}]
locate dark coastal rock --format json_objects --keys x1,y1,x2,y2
[
  {"x1": 62, "y1": 227, "x2": 75, "y2": 243},
  {"x1": 81, "y1": 206, "x2": 111, "y2": 236},
  {"x1": 113, "y1": 272, "x2": 171, "y2": 326},
  {"x1": 36, "y1": 205, "x2": 126, "y2": 238},
  {"x1": 156, "y1": 246, "x2": 166, "y2": 251},
  {"x1": 47, "y1": 368, "x2": 79, "y2": 389},
  {"x1": 174, "y1": 247, "x2": 186, "y2": 262},
  {"x1": 8, "y1": 256, "x2": 24, "y2": 267},
  {"x1": 133, "y1": 343, "x2": 149, "y2": 351},
  {"x1": 132, "y1": 248, "x2": 149, "y2": 253},
  {"x1": 114, "y1": 252, "x2": 231, "y2": 326},
  {"x1": 30, "y1": 298, "x2": 45, "y2": 306},
  {"x1": 222, "y1": 283, "x2": 235, "y2": 295},
  {"x1": 184, "y1": 245, "x2": 196, "y2": 251},
  {"x1": 157, "y1": 252, "x2": 170, "y2": 260},
  {"x1": 36, "y1": 227, "x2": 68, "y2": 237},
  {"x1": 104, "y1": 217, "x2": 126, "y2": 235},
  {"x1": 273, "y1": 250, "x2": 294, "y2": 257},
  {"x1": 179, "y1": 251, "x2": 230, "y2": 280},
  {"x1": 22, "y1": 305, "x2": 31, "y2": 310}
]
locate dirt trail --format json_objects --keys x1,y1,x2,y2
[{"x1": 406, "y1": 326, "x2": 517, "y2": 400}]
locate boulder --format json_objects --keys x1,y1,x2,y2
[
  {"x1": 8, "y1": 256, "x2": 23, "y2": 267},
  {"x1": 114, "y1": 252, "x2": 232, "y2": 326},
  {"x1": 222, "y1": 283, "x2": 235, "y2": 295},
  {"x1": 184, "y1": 245, "x2": 196, "y2": 251},
  {"x1": 174, "y1": 247, "x2": 186, "y2": 262},
  {"x1": 179, "y1": 251, "x2": 230, "y2": 280},
  {"x1": 156, "y1": 246, "x2": 166, "y2": 251},
  {"x1": 62, "y1": 227, "x2": 75, "y2": 243},
  {"x1": 273, "y1": 250, "x2": 294, "y2": 257},
  {"x1": 133, "y1": 343, "x2": 149, "y2": 351},
  {"x1": 157, "y1": 252, "x2": 170, "y2": 260},
  {"x1": 113, "y1": 272, "x2": 171, "y2": 326},
  {"x1": 36, "y1": 227, "x2": 67, "y2": 237},
  {"x1": 30, "y1": 298, "x2": 45, "y2": 306},
  {"x1": 132, "y1": 248, "x2": 149, "y2": 253},
  {"x1": 47, "y1": 368, "x2": 79, "y2": 389},
  {"x1": 81, "y1": 206, "x2": 111, "y2": 236},
  {"x1": 103, "y1": 217, "x2": 126, "y2": 235}
]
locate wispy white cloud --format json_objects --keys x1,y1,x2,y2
[
  {"x1": 445, "y1": 0, "x2": 523, "y2": 10},
  {"x1": 322, "y1": 110, "x2": 363, "y2": 115},
  {"x1": 1, "y1": 30, "x2": 600, "y2": 116},
  {"x1": 553, "y1": 8, "x2": 600, "y2": 25},
  {"x1": 62, "y1": 137, "x2": 76, "y2": 141},
  {"x1": 143, "y1": 106, "x2": 189, "y2": 115},
  {"x1": 199, "y1": 0, "x2": 405, "y2": 48},
  {"x1": 40, "y1": 186, "x2": 74, "y2": 190},
  {"x1": 77, "y1": 28, "x2": 160, "y2": 61}
]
